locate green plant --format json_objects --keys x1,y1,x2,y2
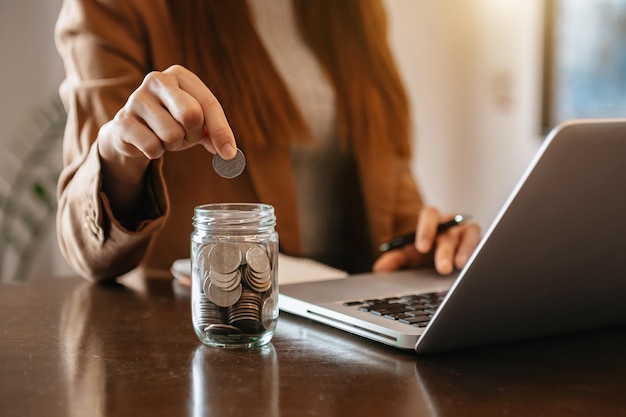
[{"x1": 0, "y1": 97, "x2": 66, "y2": 282}]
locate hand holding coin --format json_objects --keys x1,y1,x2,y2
[
  {"x1": 97, "y1": 65, "x2": 240, "y2": 215},
  {"x1": 212, "y1": 148, "x2": 246, "y2": 179}
]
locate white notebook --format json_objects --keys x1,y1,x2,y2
[{"x1": 170, "y1": 253, "x2": 347, "y2": 286}]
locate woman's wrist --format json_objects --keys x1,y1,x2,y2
[{"x1": 97, "y1": 127, "x2": 152, "y2": 227}]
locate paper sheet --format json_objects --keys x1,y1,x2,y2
[{"x1": 170, "y1": 253, "x2": 348, "y2": 286}]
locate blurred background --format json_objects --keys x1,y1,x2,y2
[{"x1": 1, "y1": 0, "x2": 622, "y2": 281}]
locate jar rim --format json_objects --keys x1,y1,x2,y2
[
  {"x1": 194, "y1": 203, "x2": 274, "y2": 213},
  {"x1": 193, "y1": 203, "x2": 276, "y2": 231}
]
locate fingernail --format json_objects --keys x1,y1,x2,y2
[
  {"x1": 439, "y1": 260, "x2": 453, "y2": 275},
  {"x1": 417, "y1": 237, "x2": 430, "y2": 253},
  {"x1": 220, "y1": 143, "x2": 236, "y2": 160}
]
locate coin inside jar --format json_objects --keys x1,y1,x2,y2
[
  {"x1": 245, "y1": 245, "x2": 270, "y2": 275},
  {"x1": 208, "y1": 243, "x2": 242, "y2": 274},
  {"x1": 212, "y1": 148, "x2": 246, "y2": 179},
  {"x1": 205, "y1": 323, "x2": 242, "y2": 336},
  {"x1": 208, "y1": 281, "x2": 243, "y2": 307}
]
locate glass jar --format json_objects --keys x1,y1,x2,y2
[{"x1": 191, "y1": 203, "x2": 279, "y2": 348}]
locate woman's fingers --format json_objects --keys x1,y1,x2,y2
[
  {"x1": 107, "y1": 65, "x2": 238, "y2": 163},
  {"x1": 373, "y1": 244, "x2": 425, "y2": 273},
  {"x1": 433, "y1": 228, "x2": 459, "y2": 275},
  {"x1": 164, "y1": 65, "x2": 237, "y2": 159},
  {"x1": 434, "y1": 220, "x2": 481, "y2": 274},
  {"x1": 116, "y1": 85, "x2": 183, "y2": 157},
  {"x1": 453, "y1": 223, "x2": 482, "y2": 269},
  {"x1": 415, "y1": 206, "x2": 441, "y2": 253},
  {"x1": 374, "y1": 205, "x2": 481, "y2": 275}
]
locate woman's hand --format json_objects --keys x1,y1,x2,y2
[
  {"x1": 373, "y1": 206, "x2": 481, "y2": 275},
  {"x1": 97, "y1": 64, "x2": 237, "y2": 218}
]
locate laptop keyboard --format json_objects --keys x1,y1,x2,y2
[{"x1": 343, "y1": 291, "x2": 448, "y2": 328}]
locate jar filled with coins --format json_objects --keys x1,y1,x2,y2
[{"x1": 191, "y1": 203, "x2": 279, "y2": 348}]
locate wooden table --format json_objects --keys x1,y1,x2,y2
[{"x1": 2, "y1": 275, "x2": 626, "y2": 416}]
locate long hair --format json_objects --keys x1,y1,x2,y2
[{"x1": 166, "y1": 0, "x2": 411, "y2": 158}]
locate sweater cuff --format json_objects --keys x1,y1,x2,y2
[{"x1": 100, "y1": 158, "x2": 169, "y2": 234}]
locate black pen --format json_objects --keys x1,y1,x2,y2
[{"x1": 378, "y1": 214, "x2": 470, "y2": 253}]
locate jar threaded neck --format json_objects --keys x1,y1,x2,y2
[{"x1": 193, "y1": 203, "x2": 276, "y2": 233}]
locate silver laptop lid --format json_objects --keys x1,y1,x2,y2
[{"x1": 416, "y1": 119, "x2": 626, "y2": 354}]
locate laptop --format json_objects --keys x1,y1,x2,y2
[{"x1": 278, "y1": 119, "x2": 626, "y2": 354}]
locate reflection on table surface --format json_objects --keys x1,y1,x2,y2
[{"x1": 1, "y1": 276, "x2": 626, "y2": 417}]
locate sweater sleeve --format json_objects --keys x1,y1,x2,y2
[{"x1": 54, "y1": 0, "x2": 169, "y2": 282}]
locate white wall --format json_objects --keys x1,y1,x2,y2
[
  {"x1": 0, "y1": 1, "x2": 545, "y2": 279},
  {"x1": 0, "y1": 0, "x2": 69, "y2": 280},
  {"x1": 386, "y1": 0, "x2": 544, "y2": 229}
]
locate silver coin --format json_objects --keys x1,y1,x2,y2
[
  {"x1": 209, "y1": 268, "x2": 240, "y2": 284},
  {"x1": 196, "y1": 245, "x2": 213, "y2": 278},
  {"x1": 202, "y1": 271, "x2": 212, "y2": 295},
  {"x1": 210, "y1": 269, "x2": 241, "y2": 291},
  {"x1": 261, "y1": 296, "x2": 277, "y2": 330},
  {"x1": 208, "y1": 243, "x2": 242, "y2": 274},
  {"x1": 245, "y1": 245, "x2": 270, "y2": 275},
  {"x1": 212, "y1": 148, "x2": 246, "y2": 179},
  {"x1": 196, "y1": 298, "x2": 224, "y2": 327},
  {"x1": 204, "y1": 323, "x2": 242, "y2": 336},
  {"x1": 228, "y1": 314, "x2": 262, "y2": 334},
  {"x1": 242, "y1": 267, "x2": 272, "y2": 292},
  {"x1": 208, "y1": 281, "x2": 243, "y2": 307}
]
